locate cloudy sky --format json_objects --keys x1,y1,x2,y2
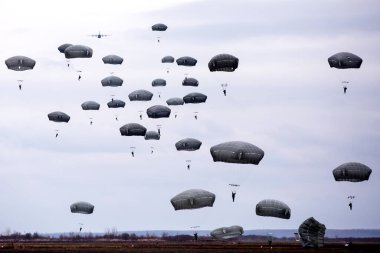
[{"x1": 0, "y1": 0, "x2": 379, "y2": 234}]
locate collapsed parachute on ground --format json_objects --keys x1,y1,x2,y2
[
  {"x1": 145, "y1": 131, "x2": 160, "y2": 140},
  {"x1": 58, "y1": 43, "x2": 73, "y2": 53},
  {"x1": 256, "y1": 199, "x2": 291, "y2": 219},
  {"x1": 175, "y1": 138, "x2": 202, "y2": 151},
  {"x1": 183, "y1": 92, "x2": 207, "y2": 103},
  {"x1": 210, "y1": 141, "x2": 264, "y2": 165},
  {"x1": 333, "y1": 162, "x2": 372, "y2": 182},
  {"x1": 120, "y1": 123, "x2": 147, "y2": 136},
  {"x1": 170, "y1": 189, "x2": 215, "y2": 210},
  {"x1": 176, "y1": 56, "x2": 197, "y2": 66},
  {"x1": 128, "y1": 90, "x2": 153, "y2": 101},
  {"x1": 64, "y1": 45, "x2": 93, "y2": 59},
  {"x1": 162, "y1": 56, "x2": 175, "y2": 63},
  {"x1": 208, "y1": 54, "x2": 239, "y2": 72},
  {"x1": 183, "y1": 77, "x2": 199, "y2": 87},
  {"x1": 152, "y1": 23, "x2": 167, "y2": 31},
  {"x1": 102, "y1": 55, "x2": 123, "y2": 65},
  {"x1": 70, "y1": 201, "x2": 94, "y2": 214},
  {"x1": 210, "y1": 226, "x2": 244, "y2": 240},
  {"x1": 107, "y1": 99, "x2": 125, "y2": 108},
  {"x1": 101, "y1": 75, "x2": 123, "y2": 87},
  {"x1": 152, "y1": 78, "x2": 166, "y2": 87},
  {"x1": 298, "y1": 217, "x2": 326, "y2": 248},
  {"x1": 48, "y1": 111, "x2": 70, "y2": 123},
  {"x1": 147, "y1": 105, "x2": 171, "y2": 118},
  {"x1": 81, "y1": 101, "x2": 100, "y2": 110},
  {"x1": 166, "y1": 97, "x2": 184, "y2": 106},
  {"x1": 5, "y1": 56, "x2": 36, "y2": 71},
  {"x1": 328, "y1": 52, "x2": 362, "y2": 69}
]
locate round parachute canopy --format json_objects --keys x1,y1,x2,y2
[
  {"x1": 208, "y1": 54, "x2": 239, "y2": 72},
  {"x1": 146, "y1": 105, "x2": 171, "y2": 118},
  {"x1": 210, "y1": 141, "x2": 264, "y2": 165},
  {"x1": 166, "y1": 97, "x2": 184, "y2": 106},
  {"x1": 298, "y1": 217, "x2": 326, "y2": 248},
  {"x1": 182, "y1": 77, "x2": 199, "y2": 87},
  {"x1": 332, "y1": 162, "x2": 372, "y2": 182},
  {"x1": 64, "y1": 45, "x2": 93, "y2": 59},
  {"x1": 152, "y1": 78, "x2": 166, "y2": 87},
  {"x1": 162, "y1": 56, "x2": 175, "y2": 63},
  {"x1": 102, "y1": 54, "x2": 123, "y2": 65},
  {"x1": 175, "y1": 138, "x2": 202, "y2": 151},
  {"x1": 145, "y1": 131, "x2": 160, "y2": 140},
  {"x1": 210, "y1": 226, "x2": 244, "y2": 240},
  {"x1": 328, "y1": 52, "x2": 362, "y2": 69},
  {"x1": 70, "y1": 201, "x2": 94, "y2": 214},
  {"x1": 5, "y1": 56, "x2": 36, "y2": 71},
  {"x1": 176, "y1": 56, "x2": 197, "y2": 66},
  {"x1": 256, "y1": 199, "x2": 291, "y2": 219},
  {"x1": 152, "y1": 23, "x2": 168, "y2": 31},
  {"x1": 107, "y1": 99, "x2": 125, "y2": 108},
  {"x1": 81, "y1": 101, "x2": 100, "y2": 110},
  {"x1": 58, "y1": 43, "x2": 73, "y2": 53},
  {"x1": 120, "y1": 123, "x2": 147, "y2": 136},
  {"x1": 128, "y1": 89, "x2": 153, "y2": 101},
  {"x1": 48, "y1": 111, "x2": 70, "y2": 123},
  {"x1": 101, "y1": 75, "x2": 123, "y2": 87},
  {"x1": 183, "y1": 92, "x2": 207, "y2": 104},
  {"x1": 170, "y1": 189, "x2": 216, "y2": 211}
]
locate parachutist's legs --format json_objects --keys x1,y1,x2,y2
[
  {"x1": 56, "y1": 133, "x2": 58, "y2": 138},
  {"x1": 19, "y1": 85, "x2": 22, "y2": 90},
  {"x1": 223, "y1": 89, "x2": 226, "y2": 96}
]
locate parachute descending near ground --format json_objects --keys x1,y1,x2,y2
[
  {"x1": 102, "y1": 55, "x2": 123, "y2": 65},
  {"x1": 120, "y1": 123, "x2": 147, "y2": 136},
  {"x1": 5, "y1": 56, "x2": 36, "y2": 71},
  {"x1": 170, "y1": 189, "x2": 216, "y2": 210},
  {"x1": 152, "y1": 23, "x2": 168, "y2": 31},
  {"x1": 166, "y1": 97, "x2": 184, "y2": 106},
  {"x1": 298, "y1": 217, "x2": 326, "y2": 248},
  {"x1": 48, "y1": 111, "x2": 70, "y2": 123},
  {"x1": 176, "y1": 56, "x2": 197, "y2": 66},
  {"x1": 162, "y1": 56, "x2": 175, "y2": 63},
  {"x1": 208, "y1": 54, "x2": 239, "y2": 72},
  {"x1": 81, "y1": 101, "x2": 100, "y2": 110},
  {"x1": 328, "y1": 52, "x2": 362, "y2": 69},
  {"x1": 70, "y1": 201, "x2": 94, "y2": 214},
  {"x1": 210, "y1": 226, "x2": 244, "y2": 240},
  {"x1": 333, "y1": 162, "x2": 372, "y2": 182},
  {"x1": 101, "y1": 75, "x2": 123, "y2": 87},
  {"x1": 182, "y1": 77, "x2": 199, "y2": 87},
  {"x1": 210, "y1": 141, "x2": 264, "y2": 165},
  {"x1": 58, "y1": 43, "x2": 73, "y2": 53},
  {"x1": 128, "y1": 90, "x2": 153, "y2": 101},
  {"x1": 64, "y1": 45, "x2": 93, "y2": 59},
  {"x1": 183, "y1": 92, "x2": 207, "y2": 103},
  {"x1": 146, "y1": 105, "x2": 171, "y2": 118},
  {"x1": 107, "y1": 99, "x2": 125, "y2": 108},
  {"x1": 175, "y1": 138, "x2": 202, "y2": 151},
  {"x1": 256, "y1": 199, "x2": 291, "y2": 219}
]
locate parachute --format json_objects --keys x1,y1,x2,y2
[
  {"x1": 298, "y1": 217, "x2": 326, "y2": 248},
  {"x1": 328, "y1": 52, "x2": 362, "y2": 69},
  {"x1": 101, "y1": 75, "x2": 123, "y2": 87},
  {"x1": 152, "y1": 78, "x2": 166, "y2": 87},
  {"x1": 170, "y1": 189, "x2": 216, "y2": 210},
  {"x1": 128, "y1": 90, "x2": 153, "y2": 101},
  {"x1": 152, "y1": 23, "x2": 168, "y2": 31},
  {"x1": 81, "y1": 101, "x2": 100, "y2": 110},
  {"x1": 333, "y1": 162, "x2": 372, "y2": 182},
  {"x1": 210, "y1": 226, "x2": 244, "y2": 240},
  {"x1": 210, "y1": 141, "x2": 264, "y2": 165},
  {"x1": 48, "y1": 111, "x2": 70, "y2": 123},
  {"x1": 175, "y1": 138, "x2": 202, "y2": 151},
  {"x1": 64, "y1": 45, "x2": 93, "y2": 59},
  {"x1": 256, "y1": 199, "x2": 291, "y2": 219},
  {"x1": 183, "y1": 92, "x2": 207, "y2": 104},
  {"x1": 176, "y1": 56, "x2": 197, "y2": 66},
  {"x1": 208, "y1": 54, "x2": 239, "y2": 72},
  {"x1": 120, "y1": 123, "x2": 147, "y2": 136},
  {"x1": 166, "y1": 97, "x2": 184, "y2": 106},
  {"x1": 70, "y1": 201, "x2": 94, "y2": 214},
  {"x1": 146, "y1": 105, "x2": 171, "y2": 118},
  {"x1": 182, "y1": 77, "x2": 199, "y2": 87},
  {"x1": 58, "y1": 43, "x2": 73, "y2": 53},
  {"x1": 145, "y1": 131, "x2": 160, "y2": 140},
  {"x1": 102, "y1": 55, "x2": 123, "y2": 65},
  {"x1": 107, "y1": 99, "x2": 125, "y2": 108},
  {"x1": 162, "y1": 56, "x2": 175, "y2": 63},
  {"x1": 5, "y1": 56, "x2": 36, "y2": 71}
]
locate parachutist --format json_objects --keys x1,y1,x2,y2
[
  {"x1": 131, "y1": 151, "x2": 134, "y2": 157},
  {"x1": 187, "y1": 164, "x2": 190, "y2": 170},
  {"x1": 79, "y1": 227, "x2": 82, "y2": 232},
  {"x1": 140, "y1": 114, "x2": 142, "y2": 120},
  {"x1": 158, "y1": 129, "x2": 161, "y2": 135},
  {"x1": 343, "y1": 86, "x2": 347, "y2": 94},
  {"x1": 19, "y1": 84, "x2": 22, "y2": 90},
  {"x1": 194, "y1": 115, "x2": 197, "y2": 120},
  {"x1": 223, "y1": 89, "x2": 226, "y2": 96},
  {"x1": 90, "y1": 121, "x2": 93, "y2": 125},
  {"x1": 67, "y1": 63, "x2": 70, "y2": 67},
  {"x1": 115, "y1": 116, "x2": 118, "y2": 121},
  {"x1": 55, "y1": 133, "x2": 58, "y2": 138},
  {"x1": 349, "y1": 202, "x2": 352, "y2": 210},
  {"x1": 232, "y1": 192, "x2": 236, "y2": 202},
  {"x1": 78, "y1": 75, "x2": 81, "y2": 81},
  {"x1": 194, "y1": 233, "x2": 198, "y2": 241},
  {"x1": 175, "y1": 114, "x2": 177, "y2": 118}
]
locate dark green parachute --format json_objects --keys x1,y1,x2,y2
[
  {"x1": 152, "y1": 78, "x2": 166, "y2": 87},
  {"x1": 5, "y1": 56, "x2": 36, "y2": 71},
  {"x1": 64, "y1": 45, "x2": 93, "y2": 59},
  {"x1": 328, "y1": 52, "x2": 362, "y2": 69},
  {"x1": 162, "y1": 56, "x2": 174, "y2": 63},
  {"x1": 170, "y1": 189, "x2": 215, "y2": 210},
  {"x1": 120, "y1": 123, "x2": 147, "y2": 136},
  {"x1": 101, "y1": 75, "x2": 123, "y2": 87},
  {"x1": 183, "y1": 92, "x2": 207, "y2": 103},
  {"x1": 48, "y1": 111, "x2": 70, "y2": 123},
  {"x1": 146, "y1": 105, "x2": 171, "y2": 118},
  {"x1": 182, "y1": 77, "x2": 199, "y2": 87},
  {"x1": 210, "y1": 226, "x2": 244, "y2": 240},
  {"x1": 166, "y1": 97, "x2": 184, "y2": 106},
  {"x1": 102, "y1": 55, "x2": 123, "y2": 65},
  {"x1": 208, "y1": 54, "x2": 239, "y2": 72},
  {"x1": 256, "y1": 199, "x2": 291, "y2": 219},
  {"x1": 107, "y1": 99, "x2": 125, "y2": 108},
  {"x1": 81, "y1": 101, "x2": 100, "y2": 110},
  {"x1": 333, "y1": 162, "x2": 372, "y2": 182},
  {"x1": 210, "y1": 141, "x2": 264, "y2": 165},
  {"x1": 176, "y1": 56, "x2": 197, "y2": 66},
  {"x1": 175, "y1": 138, "x2": 202, "y2": 151},
  {"x1": 152, "y1": 23, "x2": 168, "y2": 31},
  {"x1": 128, "y1": 90, "x2": 153, "y2": 101},
  {"x1": 145, "y1": 131, "x2": 160, "y2": 140},
  {"x1": 58, "y1": 43, "x2": 73, "y2": 53},
  {"x1": 70, "y1": 201, "x2": 94, "y2": 214}
]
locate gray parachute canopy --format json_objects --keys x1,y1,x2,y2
[
  {"x1": 183, "y1": 92, "x2": 207, "y2": 104},
  {"x1": 152, "y1": 23, "x2": 168, "y2": 31},
  {"x1": 170, "y1": 189, "x2": 216, "y2": 211},
  {"x1": 256, "y1": 199, "x2": 291, "y2": 219},
  {"x1": 182, "y1": 77, "x2": 199, "y2": 87},
  {"x1": 70, "y1": 201, "x2": 94, "y2": 214},
  {"x1": 128, "y1": 89, "x2": 153, "y2": 101},
  {"x1": 298, "y1": 217, "x2": 326, "y2": 248},
  {"x1": 48, "y1": 111, "x2": 70, "y2": 123},
  {"x1": 152, "y1": 78, "x2": 166, "y2": 87},
  {"x1": 333, "y1": 162, "x2": 372, "y2": 182},
  {"x1": 328, "y1": 52, "x2": 362, "y2": 69},
  {"x1": 64, "y1": 45, "x2": 93, "y2": 59},
  {"x1": 162, "y1": 56, "x2": 175, "y2": 63},
  {"x1": 175, "y1": 138, "x2": 202, "y2": 151},
  {"x1": 101, "y1": 75, "x2": 123, "y2": 87},
  {"x1": 145, "y1": 131, "x2": 160, "y2": 140},
  {"x1": 208, "y1": 54, "x2": 239, "y2": 72},
  {"x1": 5, "y1": 56, "x2": 36, "y2": 71},
  {"x1": 210, "y1": 226, "x2": 244, "y2": 240},
  {"x1": 147, "y1": 105, "x2": 171, "y2": 118},
  {"x1": 58, "y1": 43, "x2": 73, "y2": 53},
  {"x1": 81, "y1": 101, "x2": 100, "y2": 110},
  {"x1": 210, "y1": 141, "x2": 264, "y2": 165},
  {"x1": 166, "y1": 97, "x2": 184, "y2": 106},
  {"x1": 176, "y1": 56, "x2": 197, "y2": 66},
  {"x1": 102, "y1": 55, "x2": 123, "y2": 65},
  {"x1": 120, "y1": 123, "x2": 147, "y2": 136},
  {"x1": 107, "y1": 99, "x2": 125, "y2": 108}
]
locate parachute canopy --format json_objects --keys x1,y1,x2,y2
[
  {"x1": 64, "y1": 45, "x2": 93, "y2": 59},
  {"x1": 58, "y1": 43, "x2": 73, "y2": 53},
  {"x1": 328, "y1": 52, "x2": 362, "y2": 69},
  {"x1": 81, "y1": 101, "x2": 100, "y2": 110},
  {"x1": 128, "y1": 89, "x2": 153, "y2": 101},
  {"x1": 147, "y1": 105, "x2": 171, "y2": 118},
  {"x1": 152, "y1": 78, "x2": 166, "y2": 87},
  {"x1": 176, "y1": 56, "x2": 197, "y2": 66},
  {"x1": 166, "y1": 97, "x2": 184, "y2": 106},
  {"x1": 210, "y1": 226, "x2": 244, "y2": 240},
  {"x1": 182, "y1": 77, "x2": 199, "y2": 87},
  {"x1": 162, "y1": 56, "x2": 175, "y2": 63},
  {"x1": 298, "y1": 217, "x2": 326, "y2": 248},
  {"x1": 152, "y1": 23, "x2": 168, "y2": 31},
  {"x1": 183, "y1": 92, "x2": 207, "y2": 104},
  {"x1": 120, "y1": 123, "x2": 147, "y2": 136},
  {"x1": 101, "y1": 75, "x2": 123, "y2": 87},
  {"x1": 5, "y1": 56, "x2": 36, "y2": 71},
  {"x1": 256, "y1": 199, "x2": 291, "y2": 219},
  {"x1": 102, "y1": 55, "x2": 123, "y2": 65},
  {"x1": 333, "y1": 162, "x2": 372, "y2": 182},
  {"x1": 145, "y1": 131, "x2": 160, "y2": 140},
  {"x1": 170, "y1": 189, "x2": 216, "y2": 211},
  {"x1": 48, "y1": 111, "x2": 70, "y2": 123},
  {"x1": 208, "y1": 54, "x2": 239, "y2": 72},
  {"x1": 107, "y1": 99, "x2": 125, "y2": 108},
  {"x1": 175, "y1": 138, "x2": 202, "y2": 151},
  {"x1": 210, "y1": 141, "x2": 264, "y2": 165},
  {"x1": 70, "y1": 201, "x2": 94, "y2": 214}
]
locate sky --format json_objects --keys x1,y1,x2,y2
[{"x1": 0, "y1": 0, "x2": 380, "y2": 234}]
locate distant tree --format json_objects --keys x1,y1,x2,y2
[
  {"x1": 129, "y1": 233, "x2": 138, "y2": 241},
  {"x1": 25, "y1": 233, "x2": 32, "y2": 240},
  {"x1": 120, "y1": 233, "x2": 130, "y2": 240}
]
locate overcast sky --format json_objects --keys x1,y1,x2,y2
[{"x1": 0, "y1": 0, "x2": 379, "y2": 234}]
